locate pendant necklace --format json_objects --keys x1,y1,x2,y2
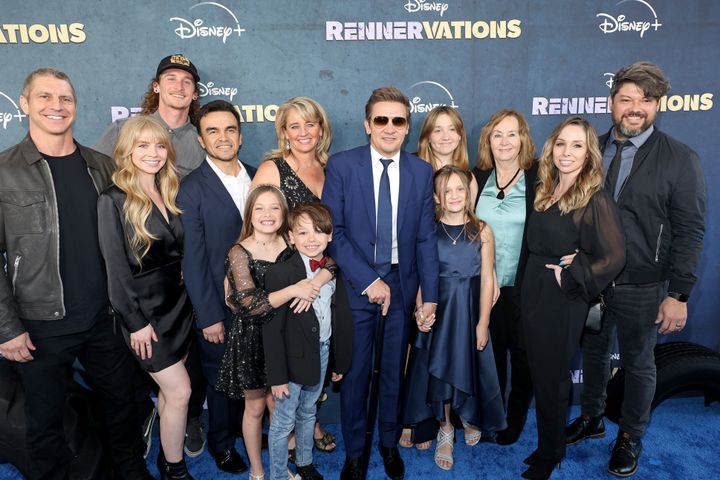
[
  {"x1": 441, "y1": 222, "x2": 465, "y2": 245},
  {"x1": 495, "y1": 168, "x2": 521, "y2": 199}
]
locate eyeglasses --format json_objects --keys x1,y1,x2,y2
[{"x1": 372, "y1": 116, "x2": 408, "y2": 128}]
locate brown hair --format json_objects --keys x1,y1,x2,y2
[
  {"x1": 22, "y1": 67, "x2": 76, "y2": 102},
  {"x1": 417, "y1": 106, "x2": 469, "y2": 171},
  {"x1": 288, "y1": 202, "x2": 333, "y2": 235},
  {"x1": 610, "y1": 61, "x2": 670, "y2": 100},
  {"x1": 238, "y1": 184, "x2": 289, "y2": 242},
  {"x1": 263, "y1": 97, "x2": 333, "y2": 166},
  {"x1": 534, "y1": 116, "x2": 603, "y2": 214},
  {"x1": 476, "y1": 109, "x2": 535, "y2": 170},
  {"x1": 365, "y1": 86, "x2": 410, "y2": 123},
  {"x1": 140, "y1": 73, "x2": 201, "y2": 124},
  {"x1": 433, "y1": 165, "x2": 484, "y2": 242}
]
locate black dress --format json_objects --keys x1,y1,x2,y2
[
  {"x1": 98, "y1": 186, "x2": 193, "y2": 372},
  {"x1": 215, "y1": 243, "x2": 293, "y2": 399},
  {"x1": 521, "y1": 189, "x2": 625, "y2": 460},
  {"x1": 273, "y1": 158, "x2": 319, "y2": 210}
]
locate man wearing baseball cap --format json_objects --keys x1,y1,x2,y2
[
  {"x1": 94, "y1": 54, "x2": 209, "y2": 460},
  {"x1": 95, "y1": 54, "x2": 205, "y2": 177}
]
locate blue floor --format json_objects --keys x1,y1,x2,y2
[{"x1": 2, "y1": 396, "x2": 719, "y2": 479}]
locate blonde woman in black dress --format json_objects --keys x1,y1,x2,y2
[{"x1": 98, "y1": 115, "x2": 194, "y2": 480}]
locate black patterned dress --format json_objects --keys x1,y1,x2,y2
[
  {"x1": 215, "y1": 243, "x2": 293, "y2": 399},
  {"x1": 272, "y1": 158, "x2": 319, "y2": 210}
]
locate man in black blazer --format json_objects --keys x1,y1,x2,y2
[{"x1": 178, "y1": 100, "x2": 257, "y2": 473}]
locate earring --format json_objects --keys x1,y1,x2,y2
[
  {"x1": 285, "y1": 139, "x2": 290, "y2": 151},
  {"x1": 154, "y1": 89, "x2": 159, "y2": 93}
]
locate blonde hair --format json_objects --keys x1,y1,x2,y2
[
  {"x1": 111, "y1": 115, "x2": 181, "y2": 264},
  {"x1": 417, "y1": 106, "x2": 469, "y2": 172},
  {"x1": 263, "y1": 97, "x2": 333, "y2": 166},
  {"x1": 534, "y1": 116, "x2": 603, "y2": 214},
  {"x1": 476, "y1": 109, "x2": 536, "y2": 170},
  {"x1": 434, "y1": 165, "x2": 484, "y2": 242},
  {"x1": 238, "y1": 184, "x2": 289, "y2": 242}
]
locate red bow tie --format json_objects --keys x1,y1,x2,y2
[{"x1": 309, "y1": 257, "x2": 328, "y2": 272}]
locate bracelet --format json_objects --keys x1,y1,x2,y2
[{"x1": 667, "y1": 291, "x2": 689, "y2": 303}]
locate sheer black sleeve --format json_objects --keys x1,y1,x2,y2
[
  {"x1": 224, "y1": 244, "x2": 274, "y2": 318},
  {"x1": 561, "y1": 190, "x2": 626, "y2": 301}
]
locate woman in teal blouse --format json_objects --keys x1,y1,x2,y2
[{"x1": 473, "y1": 109, "x2": 538, "y2": 445}]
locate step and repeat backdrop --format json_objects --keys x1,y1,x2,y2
[{"x1": 1, "y1": 1, "x2": 718, "y2": 385}]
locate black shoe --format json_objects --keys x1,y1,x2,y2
[
  {"x1": 210, "y1": 447, "x2": 248, "y2": 474},
  {"x1": 496, "y1": 415, "x2": 527, "y2": 446},
  {"x1": 523, "y1": 449, "x2": 539, "y2": 465},
  {"x1": 296, "y1": 463, "x2": 324, "y2": 480},
  {"x1": 379, "y1": 446, "x2": 404, "y2": 480},
  {"x1": 608, "y1": 431, "x2": 642, "y2": 477},
  {"x1": 160, "y1": 458, "x2": 194, "y2": 480},
  {"x1": 340, "y1": 457, "x2": 362, "y2": 480},
  {"x1": 521, "y1": 458, "x2": 561, "y2": 480},
  {"x1": 565, "y1": 415, "x2": 605, "y2": 445}
]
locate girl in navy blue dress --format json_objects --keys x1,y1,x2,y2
[{"x1": 403, "y1": 165, "x2": 506, "y2": 470}]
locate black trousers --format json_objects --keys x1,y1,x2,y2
[
  {"x1": 195, "y1": 324, "x2": 242, "y2": 453},
  {"x1": 16, "y1": 314, "x2": 147, "y2": 480},
  {"x1": 488, "y1": 286, "x2": 534, "y2": 424}
]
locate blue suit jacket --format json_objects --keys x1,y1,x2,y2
[
  {"x1": 322, "y1": 145, "x2": 438, "y2": 309},
  {"x1": 178, "y1": 159, "x2": 256, "y2": 329}
]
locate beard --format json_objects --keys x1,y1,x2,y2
[{"x1": 615, "y1": 111, "x2": 652, "y2": 138}]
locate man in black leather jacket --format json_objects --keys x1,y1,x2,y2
[
  {"x1": 565, "y1": 62, "x2": 706, "y2": 477},
  {"x1": 0, "y1": 68, "x2": 151, "y2": 480}
]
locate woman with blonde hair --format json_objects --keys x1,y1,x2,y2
[
  {"x1": 98, "y1": 115, "x2": 195, "y2": 479},
  {"x1": 473, "y1": 109, "x2": 538, "y2": 445},
  {"x1": 520, "y1": 116, "x2": 625, "y2": 479},
  {"x1": 252, "y1": 96, "x2": 332, "y2": 210}
]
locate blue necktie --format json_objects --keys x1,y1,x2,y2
[{"x1": 375, "y1": 159, "x2": 393, "y2": 277}]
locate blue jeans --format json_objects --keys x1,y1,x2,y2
[{"x1": 269, "y1": 341, "x2": 329, "y2": 480}]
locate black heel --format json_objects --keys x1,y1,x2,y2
[
  {"x1": 521, "y1": 458, "x2": 561, "y2": 480},
  {"x1": 158, "y1": 449, "x2": 194, "y2": 480}
]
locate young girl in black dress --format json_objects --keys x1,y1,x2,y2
[{"x1": 215, "y1": 185, "x2": 320, "y2": 480}]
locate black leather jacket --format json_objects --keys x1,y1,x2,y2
[
  {"x1": 0, "y1": 135, "x2": 114, "y2": 343},
  {"x1": 599, "y1": 127, "x2": 705, "y2": 295}
]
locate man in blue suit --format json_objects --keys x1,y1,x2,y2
[
  {"x1": 323, "y1": 87, "x2": 439, "y2": 480},
  {"x1": 178, "y1": 100, "x2": 256, "y2": 474}
]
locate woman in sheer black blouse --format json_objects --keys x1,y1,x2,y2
[{"x1": 519, "y1": 116, "x2": 625, "y2": 479}]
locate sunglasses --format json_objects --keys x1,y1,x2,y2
[{"x1": 372, "y1": 116, "x2": 408, "y2": 128}]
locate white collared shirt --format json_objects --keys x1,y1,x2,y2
[
  {"x1": 370, "y1": 146, "x2": 400, "y2": 265},
  {"x1": 300, "y1": 253, "x2": 335, "y2": 342},
  {"x1": 205, "y1": 156, "x2": 252, "y2": 218}
]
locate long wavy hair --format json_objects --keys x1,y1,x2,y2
[
  {"x1": 434, "y1": 165, "x2": 485, "y2": 242},
  {"x1": 238, "y1": 184, "x2": 290, "y2": 242},
  {"x1": 417, "y1": 106, "x2": 469, "y2": 172},
  {"x1": 112, "y1": 115, "x2": 181, "y2": 264},
  {"x1": 476, "y1": 109, "x2": 536, "y2": 170},
  {"x1": 534, "y1": 116, "x2": 603, "y2": 214},
  {"x1": 140, "y1": 77, "x2": 201, "y2": 125},
  {"x1": 262, "y1": 96, "x2": 333, "y2": 167}
]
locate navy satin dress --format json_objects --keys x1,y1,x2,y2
[{"x1": 403, "y1": 223, "x2": 506, "y2": 430}]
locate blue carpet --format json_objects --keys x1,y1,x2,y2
[{"x1": 2, "y1": 396, "x2": 719, "y2": 479}]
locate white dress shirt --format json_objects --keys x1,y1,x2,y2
[
  {"x1": 300, "y1": 253, "x2": 335, "y2": 342},
  {"x1": 205, "y1": 156, "x2": 252, "y2": 218}
]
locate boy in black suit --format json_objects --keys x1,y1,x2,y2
[{"x1": 263, "y1": 203, "x2": 353, "y2": 480}]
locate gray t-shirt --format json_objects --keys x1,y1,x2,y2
[{"x1": 94, "y1": 111, "x2": 205, "y2": 177}]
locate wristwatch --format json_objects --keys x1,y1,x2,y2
[{"x1": 667, "y1": 292, "x2": 689, "y2": 303}]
